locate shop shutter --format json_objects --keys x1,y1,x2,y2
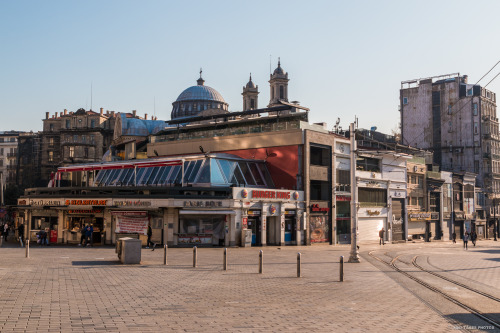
[{"x1": 358, "y1": 218, "x2": 384, "y2": 242}]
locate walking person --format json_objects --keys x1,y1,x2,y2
[
  {"x1": 146, "y1": 224, "x2": 156, "y2": 251},
  {"x1": 471, "y1": 231, "x2": 477, "y2": 247},
  {"x1": 79, "y1": 224, "x2": 87, "y2": 247},
  {"x1": 18, "y1": 223, "x2": 24, "y2": 247},
  {"x1": 379, "y1": 227, "x2": 385, "y2": 245},
  {"x1": 85, "y1": 225, "x2": 93, "y2": 247},
  {"x1": 452, "y1": 232, "x2": 456, "y2": 244},
  {"x1": 3, "y1": 223, "x2": 9, "y2": 242},
  {"x1": 463, "y1": 232, "x2": 469, "y2": 250}
]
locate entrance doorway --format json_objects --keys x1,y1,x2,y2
[
  {"x1": 248, "y1": 217, "x2": 261, "y2": 246},
  {"x1": 284, "y1": 217, "x2": 296, "y2": 245}
]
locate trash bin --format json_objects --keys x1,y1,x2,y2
[{"x1": 116, "y1": 237, "x2": 142, "y2": 264}]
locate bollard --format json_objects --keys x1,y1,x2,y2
[
  {"x1": 223, "y1": 248, "x2": 228, "y2": 271},
  {"x1": 340, "y1": 255, "x2": 344, "y2": 282},
  {"x1": 193, "y1": 246, "x2": 197, "y2": 268},
  {"x1": 259, "y1": 250, "x2": 263, "y2": 274},
  {"x1": 297, "y1": 252, "x2": 301, "y2": 278},
  {"x1": 164, "y1": 244, "x2": 168, "y2": 265},
  {"x1": 26, "y1": 240, "x2": 29, "y2": 258}
]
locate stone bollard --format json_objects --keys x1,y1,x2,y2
[
  {"x1": 223, "y1": 248, "x2": 228, "y2": 271},
  {"x1": 164, "y1": 244, "x2": 168, "y2": 266},
  {"x1": 340, "y1": 256, "x2": 344, "y2": 282},
  {"x1": 259, "y1": 250, "x2": 263, "y2": 274},
  {"x1": 193, "y1": 246, "x2": 197, "y2": 268},
  {"x1": 26, "y1": 240, "x2": 30, "y2": 258},
  {"x1": 297, "y1": 252, "x2": 301, "y2": 278}
]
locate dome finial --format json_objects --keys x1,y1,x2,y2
[
  {"x1": 197, "y1": 68, "x2": 205, "y2": 86},
  {"x1": 249, "y1": 73, "x2": 252, "y2": 81},
  {"x1": 278, "y1": 57, "x2": 281, "y2": 67}
]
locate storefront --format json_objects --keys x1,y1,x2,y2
[
  {"x1": 408, "y1": 212, "x2": 433, "y2": 241},
  {"x1": 335, "y1": 195, "x2": 351, "y2": 244},
  {"x1": 454, "y1": 211, "x2": 465, "y2": 238},
  {"x1": 358, "y1": 207, "x2": 387, "y2": 242},
  {"x1": 309, "y1": 204, "x2": 330, "y2": 244}
]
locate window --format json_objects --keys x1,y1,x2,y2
[
  {"x1": 73, "y1": 135, "x2": 78, "y2": 142},
  {"x1": 279, "y1": 85, "x2": 284, "y2": 99},
  {"x1": 403, "y1": 97, "x2": 408, "y2": 105},
  {"x1": 356, "y1": 157, "x2": 380, "y2": 172},
  {"x1": 474, "y1": 122, "x2": 479, "y2": 134},
  {"x1": 310, "y1": 145, "x2": 330, "y2": 166},
  {"x1": 473, "y1": 103, "x2": 478, "y2": 116},
  {"x1": 66, "y1": 120, "x2": 70, "y2": 128},
  {"x1": 48, "y1": 137, "x2": 54, "y2": 147},
  {"x1": 250, "y1": 99, "x2": 255, "y2": 109},
  {"x1": 467, "y1": 88, "x2": 473, "y2": 96},
  {"x1": 358, "y1": 188, "x2": 386, "y2": 207},
  {"x1": 90, "y1": 135, "x2": 95, "y2": 144},
  {"x1": 474, "y1": 160, "x2": 479, "y2": 173},
  {"x1": 84, "y1": 147, "x2": 89, "y2": 158},
  {"x1": 49, "y1": 124, "x2": 54, "y2": 131},
  {"x1": 69, "y1": 147, "x2": 74, "y2": 158},
  {"x1": 90, "y1": 119, "x2": 95, "y2": 128},
  {"x1": 0, "y1": 148, "x2": 3, "y2": 155},
  {"x1": 448, "y1": 104, "x2": 452, "y2": 114},
  {"x1": 48, "y1": 151, "x2": 53, "y2": 162},
  {"x1": 310, "y1": 180, "x2": 329, "y2": 201}
]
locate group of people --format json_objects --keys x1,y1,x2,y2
[
  {"x1": 452, "y1": 230, "x2": 477, "y2": 250},
  {"x1": 1, "y1": 222, "x2": 26, "y2": 247},
  {"x1": 79, "y1": 224, "x2": 94, "y2": 247}
]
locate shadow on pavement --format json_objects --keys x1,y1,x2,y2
[
  {"x1": 72, "y1": 260, "x2": 120, "y2": 266},
  {"x1": 472, "y1": 249, "x2": 500, "y2": 254}
]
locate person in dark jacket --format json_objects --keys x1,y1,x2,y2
[
  {"x1": 18, "y1": 223, "x2": 25, "y2": 247},
  {"x1": 452, "y1": 232, "x2": 456, "y2": 243},
  {"x1": 379, "y1": 228, "x2": 385, "y2": 245},
  {"x1": 85, "y1": 225, "x2": 93, "y2": 247},
  {"x1": 463, "y1": 232, "x2": 469, "y2": 250},
  {"x1": 146, "y1": 224, "x2": 156, "y2": 251},
  {"x1": 470, "y1": 231, "x2": 477, "y2": 247}
]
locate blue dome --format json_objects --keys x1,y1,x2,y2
[{"x1": 175, "y1": 85, "x2": 226, "y2": 103}]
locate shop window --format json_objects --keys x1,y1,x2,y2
[
  {"x1": 310, "y1": 145, "x2": 330, "y2": 166},
  {"x1": 310, "y1": 180, "x2": 329, "y2": 201},
  {"x1": 358, "y1": 188, "x2": 386, "y2": 207},
  {"x1": 356, "y1": 157, "x2": 380, "y2": 172}
]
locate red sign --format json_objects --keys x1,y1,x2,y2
[
  {"x1": 50, "y1": 230, "x2": 57, "y2": 243},
  {"x1": 336, "y1": 196, "x2": 351, "y2": 201},
  {"x1": 242, "y1": 217, "x2": 248, "y2": 229},
  {"x1": 311, "y1": 204, "x2": 329, "y2": 212},
  {"x1": 65, "y1": 200, "x2": 107, "y2": 206},
  {"x1": 251, "y1": 190, "x2": 291, "y2": 200}
]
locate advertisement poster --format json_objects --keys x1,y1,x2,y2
[
  {"x1": 310, "y1": 215, "x2": 329, "y2": 243},
  {"x1": 115, "y1": 212, "x2": 148, "y2": 235}
]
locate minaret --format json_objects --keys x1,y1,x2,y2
[
  {"x1": 242, "y1": 73, "x2": 259, "y2": 111},
  {"x1": 268, "y1": 58, "x2": 289, "y2": 107}
]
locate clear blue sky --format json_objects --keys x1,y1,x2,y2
[{"x1": 1, "y1": 0, "x2": 500, "y2": 134}]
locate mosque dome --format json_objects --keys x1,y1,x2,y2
[
  {"x1": 245, "y1": 74, "x2": 256, "y2": 89},
  {"x1": 273, "y1": 59, "x2": 286, "y2": 76},
  {"x1": 171, "y1": 71, "x2": 228, "y2": 120}
]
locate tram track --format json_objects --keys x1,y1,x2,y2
[{"x1": 369, "y1": 250, "x2": 500, "y2": 330}]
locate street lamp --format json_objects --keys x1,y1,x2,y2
[{"x1": 348, "y1": 122, "x2": 360, "y2": 263}]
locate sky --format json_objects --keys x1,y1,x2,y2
[{"x1": 1, "y1": 0, "x2": 500, "y2": 134}]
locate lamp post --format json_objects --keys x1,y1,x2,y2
[
  {"x1": 348, "y1": 122, "x2": 360, "y2": 263},
  {"x1": 494, "y1": 197, "x2": 498, "y2": 241}
]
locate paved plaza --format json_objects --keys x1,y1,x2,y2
[{"x1": 0, "y1": 240, "x2": 499, "y2": 332}]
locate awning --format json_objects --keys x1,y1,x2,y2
[{"x1": 179, "y1": 210, "x2": 236, "y2": 215}]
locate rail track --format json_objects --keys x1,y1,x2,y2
[{"x1": 369, "y1": 250, "x2": 500, "y2": 330}]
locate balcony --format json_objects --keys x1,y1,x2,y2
[
  {"x1": 335, "y1": 184, "x2": 351, "y2": 193},
  {"x1": 6, "y1": 153, "x2": 17, "y2": 158}
]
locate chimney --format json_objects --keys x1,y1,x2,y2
[
  {"x1": 45, "y1": 112, "x2": 49, "y2": 119},
  {"x1": 55, "y1": 112, "x2": 58, "y2": 118},
  {"x1": 111, "y1": 111, "x2": 115, "y2": 116},
  {"x1": 100, "y1": 107, "x2": 103, "y2": 115},
  {"x1": 64, "y1": 109, "x2": 67, "y2": 115},
  {"x1": 132, "y1": 110, "x2": 137, "y2": 117},
  {"x1": 145, "y1": 113, "x2": 148, "y2": 120}
]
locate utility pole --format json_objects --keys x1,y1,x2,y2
[
  {"x1": 348, "y1": 122, "x2": 360, "y2": 263},
  {"x1": 0, "y1": 171, "x2": 4, "y2": 206}
]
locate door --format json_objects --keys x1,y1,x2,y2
[
  {"x1": 248, "y1": 217, "x2": 260, "y2": 245},
  {"x1": 284, "y1": 218, "x2": 296, "y2": 245},
  {"x1": 358, "y1": 218, "x2": 384, "y2": 242}
]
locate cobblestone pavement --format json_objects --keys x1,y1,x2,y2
[{"x1": 0, "y1": 239, "x2": 499, "y2": 332}]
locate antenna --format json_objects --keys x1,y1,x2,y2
[
  {"x1": 154, "y1": 96, "x2": 156, "y2": 118},
  {"x1": 90, "y1": 81, "x2": 93, "y2": 111},
  {"x1": 269, "y1": 55, "x2": 272, "y2": 75}
]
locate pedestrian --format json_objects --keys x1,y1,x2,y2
[
  {"x1": 379, "y1": 227, "x2": 385, "y2": 245},
  {"x1": 85, "y1": 225, "x2": 93, "y2": 247},
  {"x1": 471, "y1": 231, "x2": 477, "y2": 247},
  {"x1": 146, "y1": 224, "x2": 156, "y2": 251},
  {"x1": 79, "y1": 224, "x2": 87, "y2": 247},
  {"x1": 88, "y1": 224, "x2": 94, "y2": 247},
  {"x1": 452, "y1": 232, "x2": 456, "y2": 244},
  {"x1": 463, "y1": 232, "x2": 469, "y2": 250},
  {"x1": 18, "y1": 223, "x2": 24, "y2": 247},
  {"x1": 3, "y1": 223, "x2": 9, "y2": 242},
  {"x1": 37, "y1": 229, "x2": 47, "y2": 246}
]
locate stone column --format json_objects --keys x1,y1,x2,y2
[
  {"x1": 104, "y1": 210, "x2": 112, "y2": 245},
  {"x1": 167, "y1": 207, "x2": 176, "y2": 246},
  {"x1": 57, "y1": 210, "x2": 64, "y2": 244}
]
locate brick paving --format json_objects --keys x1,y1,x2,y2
[{"x1": 1, "y1": 240, "x2": 499, "y2": 332}]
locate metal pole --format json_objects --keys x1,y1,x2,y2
[
  {"x1": 223, "y1": 248, "x2": 227, "y2": 271},
  {"x1": 297, "y1": 252, "x2": 301, "y2": 278},
  {"x1": 340, "y1": 255, "x2": 344, "y2": 282},
  {"x1": 259, "y1": 250, "x2": 263, "y2": 274},
  {"x1": 193, "y1": 246, "x2": 197, "y2": 267},
  {"x1": 348, "y1": 123, "x2": 360, "y2": 263},
  {"x1": 494, "y1": 199, "x2": 497, "y2": 241},
  {"x1": 164, "y1": 244, "x2": 168, "y2": 265},
  {"x1": 26, "y1": 240, "x2": 29, "y2": 258}
]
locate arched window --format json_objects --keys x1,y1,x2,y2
[
  {"x1": 280, "y1": 85, "x2": 284, "y2": 99},
  {"x1": 250, "y1": 99, "x2": 255, "y2": 109},
  {"x1": 271, "y1": 87, "x2": 274, "y2": 100}
]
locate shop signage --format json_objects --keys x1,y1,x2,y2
[
  {"x1": 241, "y1": 189, "x2": 248, "y2": 198},
  {"x1": 248, "y1": 210, "x2": 261, "y2": 216},
  {"x1": 114, "y1": 200, "x2": 152, "y2": 207},
  {"x1": 409, "y1": 212, "x2": 432, "y2": 221},
  {"x1": 242, "y1": 217, "x2": 248, "y2": 228},
  {"x1": 336, "y1": 196, "x2": 351, "y2": 201},
  {"x1": 65, "y1": 200, "x2": 107, "y2": 206},
  {"x1": 454, "y1": 212, "x2": 465, "y2": 220},
  {"x1": 269, "y1": 205, "x2": 277, "y2": 215},
  {"x1": 366, "y1": 181, "x2": 381, "y2": 187},
  {"x1": 311, "y1": 204, "x2": 329, "y2": 212},
  {"x1": 431, "y1": 212, "x2": 439, "y2": 220},
  {"x1": 293, "y1": 192, "x2": 299, "y2": 200},
  {"x1": 184, "y1": 201, "x2": 223, "y2": 207},
  {"x1": 284, "y1": 210, "x2": 296, "y2": 215},
  {"x1": 68, "y1": 209, "x2": 103, "y2": 214},
  {"x1": 251, "y1": 190, "x2": 291, "y2": 200},
  {"x1": 18, "y1": 199, "x2": 27, "y2": 205},
  {"x1": 366, "y1": 210, "x2": 380, "y2": 216},
  {"x1": 30, "y1": 199, "x2": 63, "y2": 206}
]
